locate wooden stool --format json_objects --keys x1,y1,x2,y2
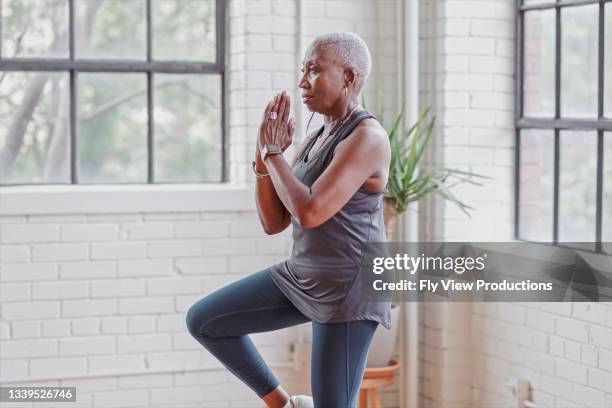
[{"x1": 358, "y1": 359, "x2": 400, "y2": 408}]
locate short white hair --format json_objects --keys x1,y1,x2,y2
[{"x1": 307, "y1": 31, "x2": 372, "y2": 94}]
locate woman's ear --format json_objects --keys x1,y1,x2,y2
[{"x1": 344, "y1": 69, "x2": 356, "y2": 88}]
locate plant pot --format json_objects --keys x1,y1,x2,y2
[
  {"x1": 383, "y1": 197, "x2": 399, "y2": 241},
  {"x1": 366, "y1": 303, "x2": 400, "y2": 367}
]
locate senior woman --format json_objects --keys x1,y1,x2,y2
[{"x1": 186, "y1": 32, "x2": 391, "y2": 408}]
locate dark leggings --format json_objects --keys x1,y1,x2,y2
[{"x1": 185, "y1": 268, "x2": 378, "y2": 408}]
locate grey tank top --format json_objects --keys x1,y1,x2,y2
[{"x1": 267, "y1": 109, "x2": 392, "y2": 330}]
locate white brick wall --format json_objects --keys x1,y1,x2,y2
[
  {"x1": 419, "y1": 2, "x2": 612, "y2": 408},
  {"x1": 0, "y1": 1, "x2": 401, "y2": 407}
]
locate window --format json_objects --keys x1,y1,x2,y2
[
  {"x1": 516, "y1": 0, "x2": 612, "y2": 253},
  {"x1": 0, "y1": 0, "x2": 225, "y2": 185}
]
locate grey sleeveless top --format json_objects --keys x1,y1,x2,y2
[{"x1": 267, "y1": 109, "x2": 392, "y2": 330}]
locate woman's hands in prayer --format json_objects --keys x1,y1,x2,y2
[{"x1": 258, "y1": 91, "x2": 295, "y2": 154}]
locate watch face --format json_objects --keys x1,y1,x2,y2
[{"x1": 266, "y1": 143, "x2": 281, "y2": 153}]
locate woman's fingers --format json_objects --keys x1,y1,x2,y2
[{"x1": 281, "y1": 92, "x2": 291, "y2": 125}]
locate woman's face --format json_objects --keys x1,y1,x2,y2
[{"x1": 299, "y1": 45, "x2": 347, "y2": 114}]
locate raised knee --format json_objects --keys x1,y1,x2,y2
[{"x1": 185, "y1": 302, "x2": 218, "y2": 339}]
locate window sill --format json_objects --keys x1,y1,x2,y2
[{"x1": 0, "y1": 184, "x2": 256, "y2": 215}]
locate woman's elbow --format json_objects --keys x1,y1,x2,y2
[{"x1": 296, "y1": 205, "x2": 323, "y2": 229}]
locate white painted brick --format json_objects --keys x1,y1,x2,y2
[
  {"x1": 150, "y1": 386, "x2": 203, "y2": 405},
  {"x1": 72, "y1": 318, "x2": 100, "y2": 335},
  {"x1": 127, "y1": 316, "x2": 155, "y2": 333},
  {"x1": 445, "y1": 38, "x2": 495, "y2": 56},
  {"x1": 599, "y1": 349, "x2": 612, "y2": 371},
  {"x1": 272, "y1": 72, "x2": 297, "y2": 89},
  {"x1": 470, "y1": 56, "x2": 514, "y2": 75},
  {"x1": 156, "y1": 314, "x2": 184, "y2": 333},
  {"x1": 144, "y1": 212, "x2": 198, "y2": 221},
  {"x1": 29, "y1": 357, "x2": 87, "y2": 378},
  {"x1": 147, "y1": 277, "x2": 202, "y2": 295},
  {"x1": 1, "y1": 263, "x2": 57, "y2": 281},
  {"x1": 245, "y1": 0, "x2": 271, "y2": 16},
  {"x1": 272, "y1": 35, "x2": 295, "y2": 53},
  {"x1": 89, "y1": 354, "x2": 146, "y2": 373},
  {"x1": 32, "y1": 281, "x2": 89, "y2": 300},
  {"x1": 228, "y1": 255, "x2": 284, "y2": 273},
  {"x1": 245, "y1": 71, "x2": 271, "y2": 89},
  {"x1": 272, "y1": 0, "x2": 296, "y2": 16},
  {"x1": 0, "y1": 245, "x2": 30, "y2": 262},
  {"x1": 27, "y1": 214, "x2": 85, "y2": 223},
  {"x1": 470, "y1": 19, "x2": 513, "y2": 38},
  {"x1": 1, "y1": 338, "x2": 57, "y2": 358},
  {"x1": 117, "y1": 259, "x2": 172, "y2": 277},
  {"x1": 117, "y1": 334, "x2": 172, "y2": 353},
  {"x1": 63, "y1": 299, "x2": 117, "y2": 318},
  {"x1": 87, "y1": 213, "x2": 142, "y2": 222},
  {"x1": 91, "y1": 242, "x2": 147, "y2": 260},
  {"x1": 572, "y1": 383, "x2": 607, "y2": 407},
  {"x1": 1, "y1": 224, "x2": 59, "y2": 243},
  {"x1": 42, "y1": 320, "x2": 71, "y2": 337},
  {"x1": 0, "y1": 283, "x2": 30, "y2": 301},
  {"x1": 61, "y1": 224, "x2": 117, "y2": 241},
  {"x1": 121, "y1": 223, "x2": 173, "y2": 240},
  {"x1": 118, "y1": 297, "x2": 174, "y2": 315},
  {"x1": 581, "y1": 343, "x2": 599, "y2": 367},
  {"x1": 549, "y1": 335, "x2": 564, "y2": 357},
  {"x1": 91, "y1": 390, "x2": 148, "y2": 408},
  {"x1": 443, "y1": 74, "x2": 494, "y2": 91},
  {"x1": 101, "y1": 317, "x2": 128, "y2": 334},
  {"x1": 60, "y1": 337, "x2": 115, "y2": 356},
  {"x1": 175, "y1": 221, "x2": 229, "y2": 238},
  {"x1": 589, "y1": 325, "x2": 612, "y2": 350},
  {"x1": 564, "y1": 339, "x2": 582, "y2": 362},
  {"x1": 572, "y1": 303, "x2": 608, "y2": 326},
  {"x1": 118, "y1": 373, "x2": 172, "y2": 389},
  {"x1": 11, "y1": 321, "x2": 40, "y2": 339},
  {"x1": 0, "y1": 360, "x2": 28, "y2": 378},
  {"x1": 246, "y1": 16, "x2": 294, "y2": 34},
  {"x1": 556, "y1": 358, "x2": 588, "y2": 384},
  {"x1": 175, "y1": 257, "x2": 228, "y2": 275},
  {"x1": 147, "y1": 350, "x2": 203, "y2": 370},
  {"x1": 203, "y1": 238, "x2": 258, "y2": 256},
  {"x1": 147, "y1": 240, "x2": 203, "y2": 258},
  {"x1": 541, "y1": 376, "x2": 574, "y2": 402},
  {"x1": 302, "y1": 0, "x2": 324, "y2": 17},
  {"x1": 60, "y1": 261, "x2": 116, "y2": 279},
  {"x1": 2, "y1": 301, "x2": 59, "y2": 320},
  {"x1": 91, "y1": 279, "x2": 146, "y2": 298},
  {"x1": 526, "y1": 309, "x2": 556, "y2": 333},
  {"x1": 32, "y1": 243, "x2": 89, "y2": 261},
  {"x1": 470, "y1": 91, "x2": 514, "y2": 110}
]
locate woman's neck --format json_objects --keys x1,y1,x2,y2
[{"x1": 323, "y1": 101, "x2": 358, "y2": 126}]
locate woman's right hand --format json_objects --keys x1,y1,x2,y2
[{"x1": 257, "y1": 92, "x2": 295, "y2": 154}]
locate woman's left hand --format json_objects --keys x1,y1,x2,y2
[{"x1": 259, "y1": 91, "x2": 295, "y2": 153}]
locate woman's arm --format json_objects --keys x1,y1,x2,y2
[
  {"x1": 263, "y1": 94, "x2": 390, "y2": 229},
  {"x1": 255, "y1": 121, "x2": 319, "y2": 235}
]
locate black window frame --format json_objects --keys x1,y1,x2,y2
[
  {"x1": 515, "y1": 0, "x2": 612, "y2": 252},
  {"x1": 0, "y1": 0, "x2": 227, "y2": 185}
]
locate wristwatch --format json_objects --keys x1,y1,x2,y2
[{"x1": 261, "y1": 143, "x2": 282, "y2": 162}]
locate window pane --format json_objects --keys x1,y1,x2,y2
[
  {"x1": 75, "y1": 0, "x2": 146, "y2": 60},
  {"x1": 559, "y1": 131, "x2": 596, "y2": 249},
  {"x1": 604, "y1": 133, "x2": 612, "y2": 254},
  {"x1": 1, "y1": 0, "x2": 69, "y2": 58},
  {"x1": 0, "y1": 72, "x2": 70, "y2": 184},
  {"x1": 519, "y1": 129, "x2": 554, "y2": 242},
  {"x1": 78, "y1": 74, "x2": 148, "y2": 183},
  {"x1": 152, "y1": 0, "x2": 216, "y2": 62},
  {"x1": 606, "y1": 4, "x2": 612, "y2": 118},
  {"x1": 523, "y1": 10, "x2": 555, "y2": 117},
  {"x1": 154, "y1": 74, "x2": 222, "y2": 182},
  {"x1": 561, "y1": 5, "x2": 598, "y2": 118},
  {"x1": 523, "y1": 0, "x2": 555, "y2": 6}
]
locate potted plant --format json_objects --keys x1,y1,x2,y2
[
  {"x1": 380, "y1": 104, "x2": 485, "y2": 240},
  {"x1": 364, "y1": 100, "x2": 486, "y2": 368}
]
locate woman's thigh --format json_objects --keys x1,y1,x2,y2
[
  {"x1": 186, "y1": 268, "x2": 311, "y2": 339},
  {"x1": 311, "y1": 320, "x2": 379, "y2": 408}
]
